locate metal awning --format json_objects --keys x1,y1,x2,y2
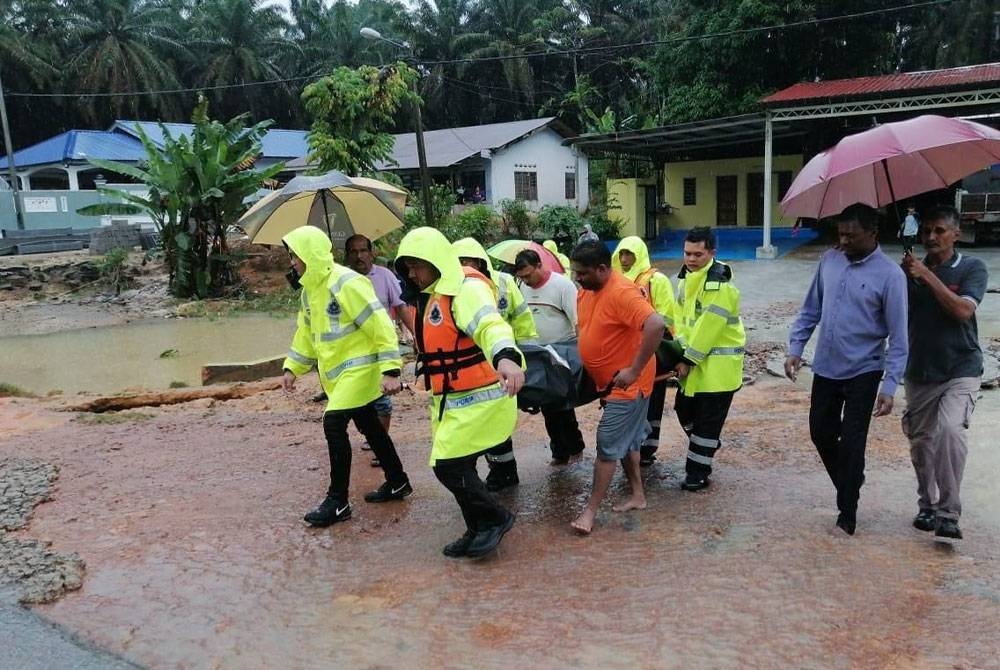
[{"x1": 564, "y1": 113, "x2": 802, "y2": 159}]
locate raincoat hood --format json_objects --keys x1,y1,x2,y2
[
  {"x1": 542, "y1": 240, "x2": 560, "y2": 254},
  {"x1": 282, "y1": 226, "x2": 333, "y2": 288},
  {"x1": 611, "y1": 236, "x2": 652, "y2": 280},
  {"x1": 451, "y1": 237, "x2": 498, "y2": 283},
  {"x1": 395, "y1": 226, "x2": 465, "y2": 296}
]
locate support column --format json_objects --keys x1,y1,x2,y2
[
  {"x1": 756, "y1": 111, "x2": 777, "y2": 259},
  {"x1": 66, "y1": 166, "x2": 80, "y2": 191}
]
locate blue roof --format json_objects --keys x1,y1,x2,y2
[
  {"x1": 0, "y1": 130, "x2": 147, "y2": 169},
  {"x1": 111, "y1": 120, "x2": 309, "y2": 159}
]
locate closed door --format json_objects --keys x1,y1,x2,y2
[
  {"x1": 716, "y1": 175, "x2": 737, "y2": 226},
  {"x1": 746, "y1": 172, "x2": 764, "y2": 226}
]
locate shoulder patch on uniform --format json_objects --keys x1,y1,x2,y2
[
  {"x1": 428, "y1": 300, "x2": 444, "y2": 326},
  {"x1": 704, "y1": 281, "x2": 721, "y2": 291},
  {"x1": 498, "y1": 295, "x2": 508, "y2": 311},
  {"x1": 326, "y1": 298, "x2": 341, "y2": 316}
]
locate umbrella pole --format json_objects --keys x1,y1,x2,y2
[
  {"x1": 881, "y1": 159, "x2": 902, "y2": 226},
  {"x1": 321, "y1": 191, "x2": 332, "y2": 239}
]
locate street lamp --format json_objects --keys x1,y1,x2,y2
[{"x1": 361, "y1": 26, "x2": 434, "y2": 228}]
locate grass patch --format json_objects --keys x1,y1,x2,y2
[
  {"x1": 75, "y1": 411, "x2": 156, "y2": 425},
  {"x1": 169, "y1": 380, "x2": 189, "y2": 388},
  {"x1": 173, "y1": 288, "x2": 298, "y2": 319},
  {"x1": 0, "y1": 382, "x2": 35, "y2": 398}
]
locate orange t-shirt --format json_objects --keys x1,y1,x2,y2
[{"x1": 577, "y1": 271, "x2": 657, "y2": 400}]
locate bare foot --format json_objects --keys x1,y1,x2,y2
[
  {"x1": 612, "y1": 496, "x2": 647, "y2": 512},
  {"x1": 570, "y1": 509, "x2": 595, "y2": 535}
]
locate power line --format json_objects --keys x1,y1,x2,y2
[
  {"x1": 4, "y1": 0, "x2": 958, "y2": 98},
  {"x1": 423, "y1": 0, "x2": 956, "y2": 66}
]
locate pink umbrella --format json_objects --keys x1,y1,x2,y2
[
  {"x1": 780, "y1": 115, "x2": 1000, "y2": 220},
  {"x1": 487, "y1": 239, "x2": 565, "y2": 274}
]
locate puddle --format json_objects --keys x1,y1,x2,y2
[{"x1": 0, "y1": 315, "x2": 293, "y2": 395}]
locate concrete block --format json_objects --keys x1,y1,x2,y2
[{"x1": 201, "y1": 356, "x2": 285, "y2": 385}]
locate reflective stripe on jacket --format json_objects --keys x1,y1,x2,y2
[
  {"x1": 281, "y1": 226, "x2": 401, "y2": 411},
  {"x1": 675, "y1": 259, "x2": 745, "y2": 394}
]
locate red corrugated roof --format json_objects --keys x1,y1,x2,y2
[{"x1": 762, "y1": 62, "x2": 1000, "y2": 105}]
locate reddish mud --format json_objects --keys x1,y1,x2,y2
[{"x1": 3, "y1": 378, "x2": 1000, "y2": 669}]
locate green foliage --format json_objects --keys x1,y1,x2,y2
[
  {"x1": 536, "y1": 205, "x2": 583, "y2": 242},
  {"x1": 169, "y1": 380, "x2": 189, "y2": 388},
  {"x1": 497, "y1": 199, "x2": 533, "y2": 239},
  {"x1": 584, "y1": 204, "x2": 621, "y2": 241},
  {"x1": 440, "y1": 204, "x2": 499, "y2": 244},
  {"x1": 407, "y1": 183, "x2": 456, "y2": 229},
  {"x1": 97, "y1": 247, "x2": 131, "y2": 295},
  {"x1": 88, "y1": 97, "x2": 284, "y2": 299},
  {"x1": 0, "y1": 382, "x2": 34, "y2": 398},
  {"x1": 302, "y1": 62, "x2": 419, "y2": 175}
]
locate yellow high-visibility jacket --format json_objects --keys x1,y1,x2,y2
[
  {"x1": 397, "y1": 228, "x2": 524, "y2": 465},
  {"x1": 452, "y1": 237, "x2": 538, "y2": 344},
  {"x1": 675, "y1": 259, "x2": 745, "y2": 394},
  {"x1": 281, "y1": 226, "x2": 401, "y2": 411},
  {"x1": 612, "y1": 236, "x2": 676, "y2": 333}
]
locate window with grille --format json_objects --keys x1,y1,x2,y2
[
  {"x1": 683, "y1": 178, "x2": 697, "y2": 206},
  {"x1": 514, "y1": 171, "x2": 538, "y2": 201},
  {"x1": 564, "y1": 172, "x2": 576, "y2": 199}
]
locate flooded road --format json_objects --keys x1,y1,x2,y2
[
  {"x1": 0, "y1": 314, "x2": 292, "y2": 395},
  {"x1": 3, "y1": 241, "x2": 1000, "y2": 668}
]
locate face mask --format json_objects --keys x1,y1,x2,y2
[{"x1": 285, "y1": 266, "x2": 302, "y2": 290}]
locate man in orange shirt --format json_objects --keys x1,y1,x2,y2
[{"x1": 569, "y1": 240, "x2": 666, "y2": 535}]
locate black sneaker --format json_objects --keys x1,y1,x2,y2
[
  {"x1": 913, "y1": 509, "x2": 937, "y2": 532},
  {"x1": 466, "y1": 513, "x2": 516, "y2": 558},
  {"x1": 364, "y1": 479, "x2": 413, "y2": 503},
  {"x1": 442, "y1": 530, "x2": 476, "y2": 558},
  {"x1": 311, "y1": 391, "x2": 328, "y2": 403},
  {"x1": 681, "y1": 474, "x2": 710, "y2": 491},
  {"x1": 836, "y1": 511, "x2": 856, "y2": 536},
  {"x1": 370, "y1": 456, "x2": 381, "y2": 467},
  {"x1": 935, "y1": 517, "x2": 963, "y2": 540},
  {"x1": 303, "y1": 496, "x2": 351, "y2": 527},
  {"x1": 485, "y1": 467, "x2": 519, "y2": 492}
]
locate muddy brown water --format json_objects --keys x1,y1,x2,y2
[{"x1": 0, "y1": 314, "x2": 292, "y2": 395}]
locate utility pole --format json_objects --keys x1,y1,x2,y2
[
  {"x1": 361, "y1": 27, "x2": 435, "y2": 227},
  {"x1": 0, "y1": 68, "x2": 25, "y2": 230}
]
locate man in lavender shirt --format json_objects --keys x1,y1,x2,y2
[{"x1": 784, "y1": 204, "x2": 908, "y2": 536}]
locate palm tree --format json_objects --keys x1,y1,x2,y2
[
  {"x1": 62, "y1": 0, "x2": 189, "y2": 123},
  {"x1": 188, "y1": 0, "x2": 300, "y2": 124}
]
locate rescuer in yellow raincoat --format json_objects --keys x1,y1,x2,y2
[
  {"x1": 612, "y1": 235, "x2": 677, "y2": 466},
  {"x1": 672, "y1": 227, "x2": 745, "y2": 492},
  {"x1": 452, "y1": 236, "x2": 538, "y2": 492},
  {"x1": 396, "y1": 227, "x2": 525, "y2": 559},
  {"x1": 281, "y1": 226, "x2": 412, "y2": 527},
  {"x1": 543, "y1": 239, "x2": 571, "y2": 273}
]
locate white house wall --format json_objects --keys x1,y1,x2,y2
[{"x1": 488, "y1": 128, "x2": 589, "y2": 212}]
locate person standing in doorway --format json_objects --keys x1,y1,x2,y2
[
  {"x1": 513, "y1": 248, "x2": 585, "y2": 464},
  {"x1": 786, "y1": 203, "x2": 908, "y2": 536},
  {"x1": 613, "y1": 236, "x2": 676, "y2": 466},
  {"x1": 901, "y1": 205, "x2": 987, "y2": 541},
  {"x1": 570, "y1": 240, "x2": 664, "y2": 535},
  {"x1": 281, "y1": 226, "x2": 413, "y2": 528}
]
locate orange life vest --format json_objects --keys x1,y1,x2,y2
[{"x1": 416, "y1": 266, "x2": 500, "y2": 396}]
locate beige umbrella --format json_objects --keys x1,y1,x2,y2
[{"x1": 238, "y1": 170, "x2": 408, "y2": 247}]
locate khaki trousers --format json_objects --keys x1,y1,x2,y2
[{"x1": 902, "y1": 377, "x2": 980, "y2": 520}]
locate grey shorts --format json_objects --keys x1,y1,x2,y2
[
  {"x1": 373, "y1": 394, "x2": 393, "y2": 417},
  {"x1": 596, "y1": 394, "x2": 651, "y2": 461}
]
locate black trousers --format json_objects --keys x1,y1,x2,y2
[
  {"x1": 540, "y1": 406, "x2": 586, "y2": 459},
  {"x1": 675, "y1": 389, "x2": 735, "y2": 477},
  {"x1": 433, "y1": 448, "x2": 510, "y2": 532},
  {"x1": 641, "y1": 378, "x2": 670, "y2": 459},
  {"x1": 809, "y1": 371, "x2": 881, "y2": 517},
  {"x1": 324, "y1": 400, "x2": 407, "y2": 499}
]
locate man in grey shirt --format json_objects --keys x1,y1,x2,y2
[
  {"x1": 901, "y1": 205, "x2": 988, "y2": 541},
  {"x1": 785, "y1": 203, "x2": 909, "y2": 536}
]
